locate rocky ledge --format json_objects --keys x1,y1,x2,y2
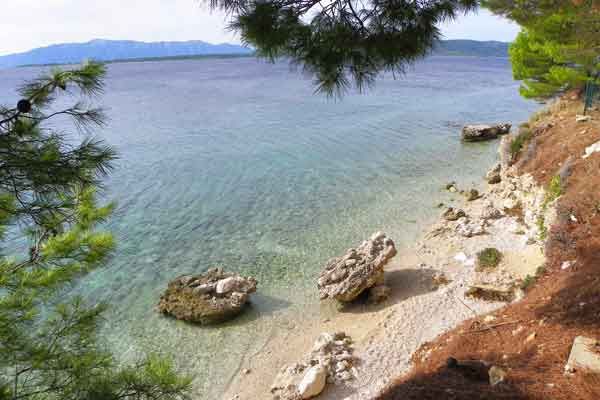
[
  {"x1": 271, "y1": 332, "x2": 357, "y2": 400},
  {"x1": 317, "y1": 232, "x2": 397, "y2": 303},
  {"x1": 461, "y1": 123, "x2": 511, "y2": 142},
  {"x1": 157, "y1": 268, "x2": 257, "y2": 324}
]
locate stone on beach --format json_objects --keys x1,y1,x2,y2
[
  {"x1": 461, "y1": 123, "x2": 511, "y2": 142},
  {"x1": 157, "y1": 268, "x2": 257, "y2": 324},
  {"x1": 465, "y1": 189, "x2": 480, "y2": 201},
  {"x1": 318, "y1": 232, "x2": 397, "y2": 302},
  {"x1": 465, "y1": 284, "x2": 515, "y2": 302},
  {"x1": 564, "y1": 336, "x2": 600, "y2": 373},
  {"x1": 297, "y1": 366, "x2": 327, "y2": 399},
  {"x1": 455, "y1": 217, "x2": 486, "y2": 237},
  {"x1": 442, "y1": 207, "x2": 466, "y2": 221},
  {"x1": 485, "y1": 163, "x2": 502, "y2": 184},
  {"x1": 271, "y1": 332, "x2": 356, "y2": 400}
]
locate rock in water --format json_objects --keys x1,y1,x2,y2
[
  {"x1": 317, "y1": 232, "x2": 397, "y2": 302},
  {"x1": 157, "y1": 268, "x2": 257, "y2": 324},
  {"x1": 461, "y1": 124, "x2": 511, "y2": 142}
]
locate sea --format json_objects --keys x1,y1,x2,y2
[{"x1": 0, "y1": 55, "x2": 538, "y2": 399}]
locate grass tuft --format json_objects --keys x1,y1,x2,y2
[
  {"x1": 510, "y1": 127, "x2": 533, "y2": 158},
  {"x1": 476, "y1": 248, "x2": 503, "y2": 271}
]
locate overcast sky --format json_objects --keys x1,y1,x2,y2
[{"x1": 0, "y1": 0, "x2": 520, "y2": 56}]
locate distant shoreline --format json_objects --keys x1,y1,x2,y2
[
  {"x1": 16, "y1": 52, "x2": 257, "y2": 68},
  {"x1": 13, "y1": 52, "x2": 511, "y2": 70},
  {"x1": 1, "y1": 38, "x2": 508, "y2": 69}
]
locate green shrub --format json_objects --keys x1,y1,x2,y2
[
  {"x1": 510, "y1": 127, "x2": 533, "y2": 158},
  {"x1": 537, "y1": 214, "x2": 548, "y2": 241},
  {"x1": 537, "y1": 175, "x2": 562, "y2": 240},
  {"x1": 520, "y1": 265, "x2": 546, "y2": 291},
  {"x1": 520, "y1": 274, "x2": 536, "y2": 290},
  {"x1": 546, "y1": 175, "x2": 562, "y2": 204},
  {"x1": 476, "y1": 248, "x2": 503, "y2": 271}
]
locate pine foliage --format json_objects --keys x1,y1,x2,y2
[
  {"x1": 209, "y1": 0, "x2": 479, "y2": 96},
  {"x1": 0, "y1": 62, "x2": 191, "y2": 400},
  {"x1": 484, "y1": 0, "x2": 600, "y2": 98}
]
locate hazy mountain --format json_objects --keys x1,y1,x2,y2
[
  {"x1": 432, "y1": 40, "x2": 509, "y2": 57},
  {"x1": 0, "y1": 38, "x2": 508, "y2": 68},
  {"x1": 0, "y1": 39, "x2": 253, "y2": 68}
]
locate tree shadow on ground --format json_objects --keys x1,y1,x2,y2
[{"x1": 378, "y1": 352, "x2": 532, "y2": 400}]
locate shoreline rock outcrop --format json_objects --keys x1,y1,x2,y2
[
  {"x1": 271, "y1": 332, "x2": 357, "y2": 400},
  {"x1": 461, "y1": 123, "x2": 511, "y2": 142},
  {"x1": 317, "y1": 232, "x2": 397, "y2": 302},
  {"x1": 157, "y1": 268, "x2": 257, "y2": 324}
]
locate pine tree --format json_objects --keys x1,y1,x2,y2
[
  {"x1": 208, "y1": 0, "x2": 479, "y2": 96},
  {"x1": 0, "y1": 62, "x2": 191, "y2": 400},
  {"x1": 484, "y1": 0, "x2": 600, "y2": 98}
]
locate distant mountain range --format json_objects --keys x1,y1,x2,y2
[
  {"x1": 0, "y1": 39, "x2": 509, "y2": 68},
  {"x1": 432, "y1": 40, "x2": 509, "y2": 57},
  {"x1": 0, "y1": 39, "x2": 253, "y2": 68}
]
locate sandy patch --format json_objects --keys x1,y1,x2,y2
[{"x1": 224, "y1": 170, "x2": 548, "y2": 400}]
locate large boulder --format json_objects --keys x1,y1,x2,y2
[
  {"x1": 317, "y1": 232, "x2": 397, "y2": 302},
  {"x1": 461, "y1": 124, "x2": 511, "y2": 142},
  {"x1": 157, "y1": 268, "x2": 257, "y2": 324}
]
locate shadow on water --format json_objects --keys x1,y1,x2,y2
[{"x1": 334, "y1": 268, "x2": 439, "y2": 314}]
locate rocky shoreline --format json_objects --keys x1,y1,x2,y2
[{"x1": 223, "y1": 123, "x2": 554, "y2": 400}]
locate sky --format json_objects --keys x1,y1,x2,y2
[{"x1": 0, "y1": 0, "x2": 520, "y2": 56}]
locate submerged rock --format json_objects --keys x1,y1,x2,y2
[
  {"x1": 318, "y1": 232, "x2": 397, "y2": 302},
  {"x1": 461, "y1": 123, "x2": 511, "y2": 142},
  {"x1": 157, "y1": 268, "x2": 257, "y2": 324}
]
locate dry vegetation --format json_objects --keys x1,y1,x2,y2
[{"x1": 378, "y1": 94, "x2": 600, "y2": 400}]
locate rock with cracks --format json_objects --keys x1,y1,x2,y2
[
  {"x1": 271, "y1": 332, "x2": 357, "y2": 400},
  {"x1": 157, "y1": 268, "x2": 257, "y2": 324},
  {"x1": 318, "y1": 232, "x2": 397, "y2": 302},
  {"x1": 461, "y1": 124, "x2": 511, "y2": 142}
]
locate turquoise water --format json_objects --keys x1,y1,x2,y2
[{"x1": 0, "y1": 56, "x2": 537, "y2": 398}]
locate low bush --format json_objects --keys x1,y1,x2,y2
[
  {"x1": 476, "y1": 247, "x2": 503, "y2": 271},
  {"x1": 510, "y1": 127, "x2": 533, "y2": 158}
]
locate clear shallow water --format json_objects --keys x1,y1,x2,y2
[{"x1": 0, "y1": 56, "x2": 537, "y2": 398}]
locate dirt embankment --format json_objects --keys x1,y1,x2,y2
[{"x1": 378, "y1": 96, "x2": 600, "y2": 400}]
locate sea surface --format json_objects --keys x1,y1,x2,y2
[{"x1": 0, "y1": 56, "x2": 538, "y2": 399}]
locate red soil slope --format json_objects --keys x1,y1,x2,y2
[{"x1": 378, "y1": 97, "x2": 600, "y2": 400}]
